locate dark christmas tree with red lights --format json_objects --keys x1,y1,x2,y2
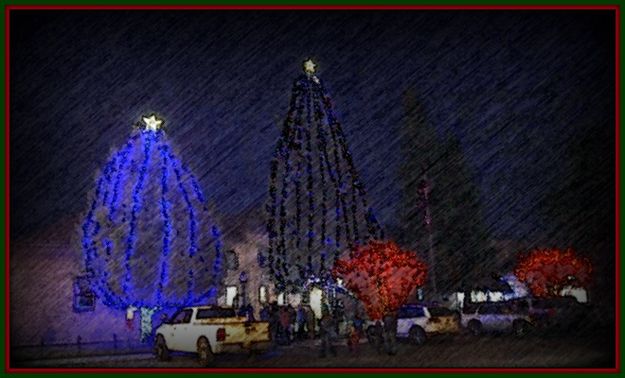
[{"x1": 265, "y1": 60, "x2": 384, "y2": 292}]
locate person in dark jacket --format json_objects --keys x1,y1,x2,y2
[
  {"x1": 259, "y1": 305, "x2": 270, "y2": 322},
  {"x1": 319, "y1": 311, "x2": 337, "y2": 358},
  {"x1": 268, "y1": 302, "x2": 280, "y2": 348},
  {"x1": 305, "y1": 306, "x2": 316, "y2": 339},
  {"x1": 296, "y1": 305, "x2": 307, "y2": 340},
  {"x1": 383, "y1": 312, "x2": 398, "y2": 356},
  {"x1": 245, "y1": 304, "x2": 255, "y2": 322},
  {"x1": 347, "y1": 313, "x2": 364, "y2": 354},
  {"x1": 237, "y1": 305, "x2": 247, "y2": 317},
  {"x1": 279, "y1": 306, "x2": 291, "y2": 344},
  {"x1": 372, "y1": 320, "x2": 384, "y2": 354}
]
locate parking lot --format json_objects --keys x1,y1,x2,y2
[{"x1": 16, "y1": 327, "x2": 615, "y2": 369}]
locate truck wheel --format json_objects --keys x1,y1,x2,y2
[
  {"x1": 468, "y1": 320, "x2": 482, "y2": 336},
  {"x1": 197, "y1": 337, "x2": 214, "y2": 367},
  {"x1": 409, "y1": 326, "x2": 426, "y2": 345},
  {"x1": 155, "y1": 335, "x2": 170, "y2": 361}
]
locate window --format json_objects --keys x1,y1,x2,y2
[
  {"x1": 277, "y1": 292, "x2": 285, "y2": 306},
  {"x1": 398, "y1": 306, "x2": 425, "y2": 319},
  {"x1": 170, "y1": 309, "x2": 193, "y2": 324},
  {"x1": 259, "y1": 286, "x2": 267, "y2": 304},
  {"x1": 225, "y1": 250, "x2": 239, "y2": 271},
  {"x1": 478, "y1": 304, "x2": 502, "y2": 315},
  {"x1": 197, "y1": 308, "x2": 236, "y2": 319},
  {"x1": 226, "y1": 286, "x2": 238, "y2": 307},
  {"x1": 72, "y1": 276, "x2": 95, "y2": 313},
  {"x1": 463, "y1": 303, "x2": 478, "y2": 314},
  {"x1": 429, "y1": 307, "x2": 453, "y2": 317}
]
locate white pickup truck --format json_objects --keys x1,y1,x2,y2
[{"x1": 154, "y1": 306, "x2": 271, "y2": 366}]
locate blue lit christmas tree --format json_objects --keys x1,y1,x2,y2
[
  {"x1": 265, "y1": 60, "x2": 384, "y2": 292},
  {"x1": 81, "y1": 115, "x2": 223, "y2": 341}
]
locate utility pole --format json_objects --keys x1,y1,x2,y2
[{"x1": 418, "y1": 174, "x2": 437, "y2": 299}]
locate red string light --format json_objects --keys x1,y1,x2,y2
[
  {"x1": 513, "y1": 247, "x2": 592, "y2": 297},
  {"x1": 332, "y1": 240, "x2": 427, "y2": 320}
]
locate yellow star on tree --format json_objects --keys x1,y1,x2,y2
[
  {"x1": 303, "y1": 59, "x2": 316, "y2": 75},
  {"x1": 142, "y1": 114, "x2": 163, "y2": 131}
]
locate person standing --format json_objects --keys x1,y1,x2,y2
[
  {"x1": 305, "y1": 305, "x2": 316, "y2": 339},
  {"x1": 259, "y1": 304, "x2": 270, "y2": 322},
  {"x1": 348, "y1": 313, "x2": 364, "y2": 355},
  {"x1": 319, "y1": 311, "x2": 337, "y2": 358},
  {"x1": 383, "y1": 312, "x2": 398, "y2": 356},
  {"x1": 372, "y1": 320, "x2": 384, "y2": 354},
  {"x1": 296, "y1": 305, "x2": 306, "y2": 340},
  {"x1": 287, "y1": 304, "x2": 296, "y2": 341},
  {"x1": 245, "y1": 304, "x2": 255, "y2": 322},
  {"x1": 279, "y1": 306, "x2": 291, "y2": 344},
  {"x1": 269, "y1": 302, "x2": 280, "y2": 349}
]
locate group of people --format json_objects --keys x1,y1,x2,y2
[
  {"x1": 252, "y1": 302, "x2": 399, "y2": 357},
  {"x1": 260, "y1": 303, "x2": 316, "y2": 346},
  {"x1": 369, "y1": 313, "x2": 398, "y2": 356},
  {"x1": 319, "y1": 310, "x2": 398, "y2": 358}
]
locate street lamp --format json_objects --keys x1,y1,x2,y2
[{"x1": 239, "y1": 271, "x2": 249, "y2": 307}]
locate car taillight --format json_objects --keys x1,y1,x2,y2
[{"x1": 216, "y1": 328, "x2": 226, "y2": 341}]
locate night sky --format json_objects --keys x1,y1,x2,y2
[{"x1": 10, "y1": 10, "x2": 615, "y2": 251}]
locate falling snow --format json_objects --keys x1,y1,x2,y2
[{"x1": 9, "y1": 9, "x2": 616, "y2": 369}]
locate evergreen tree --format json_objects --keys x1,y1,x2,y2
[
  {"x1": 397, "y1": 90, "x2": 439, "y2": 249},
  {"x1": 539, "y1": 119, "x2": 614, "y2": 307},
  {"x1": 433, "y1": 134, "x2": 490, "y2": 291},
  {"x1": 398, "y1": 90, "x2": 489, "y2": 295},
  {"x1": 81, "y1": 115, "x2": 224, "y2": 341},
  {"x1": 265, "y1": 60, "x2": 384, "y2": 292}
]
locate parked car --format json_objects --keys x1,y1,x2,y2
[
  {"x1": 461, "y1": 302, "x2": 532, "y2": 337},
  {"x1": 365, "y1": 304, "x2": 460, "y2": 345},
  {"x1": 511, "y1": 296, "x2": 590, "y2": 332},
  {"x1": 154, "y1": 306, "x2": 271, "y2": 366}
]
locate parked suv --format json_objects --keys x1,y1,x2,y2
[
  {"x1": 461, "y1": 302, "x2": 532, "y2": 337},
  {"x1": 511, "y1": 297, "x2": 589, "y2": 332},
  {"x1": 366, "y1": 304, "x2": 460, "y2": 345}
]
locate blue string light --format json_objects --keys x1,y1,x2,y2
[
  {"x1": 81, "y1": 123, "x2": 224, "y2": 311},
  {"x1": 156, "y1": 143, "x2": 171, "y2": 305},
  {"x1": 123, "y1": 130, "x2": 153, "y2": 303},
  {"x1": 109, "y1": 138, "x2": 135, "y2": 221},
  {"x1": 266, "y1": 66, "x2": 385, "y2": 290}
]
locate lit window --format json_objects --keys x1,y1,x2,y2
[
  {"x1": 259, "y1": 286, "x2": 267, "y2": 304},
  {"x1": 226, "y1": 286, "x2": 238, "y2": 307},
  {"x1": 277, "y1": 292, "x2": 285, "y2": 306}
]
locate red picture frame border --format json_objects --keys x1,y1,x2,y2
[{"x1": 3, "y1": 4, "x2": 620, "y2": 374}]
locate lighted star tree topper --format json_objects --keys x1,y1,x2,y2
[
  {"x1": 265, "y1": 59, "x2": 384, "y2": 292},
  {"x1": 81, "y1": 114, "x2": 224, "y2": 341}
]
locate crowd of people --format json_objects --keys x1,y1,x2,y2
[
  {"x1": 244, "y1": 301, "x2": 399, "y2": 358},
  {"x1": 258, "y1": 302, "x2": 317, "y2": 345}
]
